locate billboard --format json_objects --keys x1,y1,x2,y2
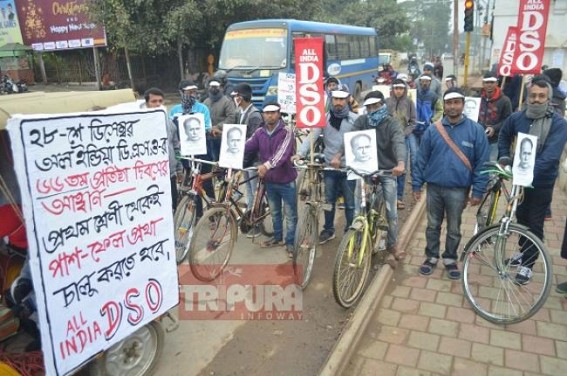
[
  {"x1": 15, "y1": 0, "x2": 106, "y2": 51},
  {"x1": 0, "y1": 0, "x2": 24, "y2": 46}
]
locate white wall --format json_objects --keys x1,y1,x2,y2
[{"x1": 491, "y1": 0, "x2": 567, "y2": 74}]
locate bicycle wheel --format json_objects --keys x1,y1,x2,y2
[
  {"x1": 462, "y1": 223, "x2": 551, "y2": 324},
  {"x1": 189, "y1": 206, "x2": 237, "y2": 281},
  {"x1": 475, "y1": 184, "x2": 500, "y2": 233},
  {"x1": 258, "y1": 195, "x2": 274, "y2": 237},
  {"x1": 293, "y1": 205, "x2": 318, "y2": 289},
  {"x1": 332, "y1": 221, "x2": 371, "y2": 308},
  {"x1": 173, "y1": 195, "x2": 197, "y2": 264}
]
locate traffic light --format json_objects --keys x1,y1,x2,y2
[{"x1": 464, "y1": 0, "x2": 474, "y2": 32}]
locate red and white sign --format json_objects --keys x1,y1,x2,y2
[
  {"x1": 294, "y1": 37, "x2": 325, "y2": 128},
  {"x1": 511, "y1": 0, "x2": 551, "y2": 75},
  {"x1": 498, "y1": 27, "x2": 519, "y2": 77}
]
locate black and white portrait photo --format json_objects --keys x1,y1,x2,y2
[
  {"x1": 179, "y1": 113, "x2": 207, "y2": 156},
  {"x1": 344, "y1": 130, "x2": 378, "y2": 179},
  {"x1": 512, "y1": 132, "x2": 537, "y2": 187},
  {"x1": 219, "y1": 124, "x2": 247, "y2": 169},
  {"x1": 463, "y1": 97, "x2": 481, "y2": 122}
]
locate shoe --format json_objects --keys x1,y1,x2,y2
[
  {"x1": 515, "y1": 266, "x2": 533, "y2": 285},
  {"x1": 397, "y1": 200, "x2": 405, "y2": 210},
  {"x1": 261, "y1": 237, "x2": 284, "y2": 248},
  {"x1": 505, "y1": 252, "x2": 522, "y2": 266},
  {"x1": 555, "y1": 281, "x2": 567, "y2": 294},
  {"x1": 544, "y1": 215, "x2": 552, "y2": 221},
  {"x1": 386, "y1": 246, "x2": 407, "y2": 261},
  {"x1": 286, "y1": 244, "x2": 295, "y2": 259},
  {"x1": 319, "y1": 230, "x2": 336, "y2": 245},
  {"x1": 246, "y1": 226, "x2": 262, "y2": 238},
  {"x1": 444, "y1": 263, "x2": 461, "y2": 280},
  {"x1": 419, "y1": 258, "x2": 438, "y2": 276}
]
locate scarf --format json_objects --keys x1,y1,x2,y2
[
  {"x1": 527, "y1": 102, "x2": 553, "y2": 152},
  {"x1": 329, "y1": 106, "x2": 349, "y2": 130},
  {"x1": 208, "y1": 89, "x2": 223, "y2": 103},
  {"x1": 368, "y1": 105, "x2": 389, "y2": 127},
  {"x1": 181, "y1": 93, "x2": 196, "y2": 113}
]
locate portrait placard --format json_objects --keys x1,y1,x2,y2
[
  {"x1": 219, "y1": 124, "x2": 247, "y2": 169},
  {"x1": 512, "y1": 132, "x2": 537, "y2": 187},
  {"x1": 179, "y1": 113, "x2": 207, "y2": 156},
  {"x1": 7, "y1": 110, "x2": 179, "y2": 375},
  {"x1": 344, "y1": 130, "x2": 378, "y2": 180},
  {"x1": 277, "y1": 72, "x2": 296, "y2": 114},
  {"x1": 463, "y1": 97, "x2": 481, "y2": 123}
]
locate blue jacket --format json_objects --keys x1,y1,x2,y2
[
  {"x1": 498, "y1": 110, "x2": 567, "y2": 188},
  {"x1": 413, "y1": 115, "x2": 489, "y2": 198},
  {"x1": 169, "y1": 102, "x2": 212, "y2": 131},
  {"x1": 244, "y1": 120, "x2": 297, "y2": 184}
]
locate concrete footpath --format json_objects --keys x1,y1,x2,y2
[{"x1": 330, "y1": 186, "x2": 567, "y2": 376}]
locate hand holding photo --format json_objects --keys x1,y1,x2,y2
[
  {"x1": 179, "y1": 113, "x2": 207, "y2": 156},
  {"x1": 344, "y1": 129, "x2": 378, "y2": 179},
  {"x1": 219, "y1": 124, "x2": 247, "y2": 169}
]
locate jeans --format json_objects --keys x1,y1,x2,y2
[
  {"x1": 324, "y1": 170, "x2": 356, "y2": 233},
  {"x1": 245, "y1": 171, "x2": 258, "y2": 210},
  {"x1": 265, "y1": 181, "x2": 297, "y2": 245},
  {"x1": 425, "y1": 184, "x2": 468, "y2": 262},
  {"x1": 516, "y1": 187, "x2": 553, "y2": 268},
  {"x1": 397, "y1": 136, "x2": 413, "y2": 200},
  {"x1": 488, "y1": 142, "x2": 498, "y2": 161}
]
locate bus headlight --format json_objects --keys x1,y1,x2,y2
[{"x1": 266, "y1": 86, "x2": 278, "y2": 96}]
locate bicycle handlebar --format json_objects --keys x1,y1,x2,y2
[
  {"x1": 293, "y1": 159, "x2": 342, "y2": 171},
  {"x1": 347, "y1": 167, "x2": 393, "y2": 179},
  {"x1": 481, "y1": 161, "x2": 512, "y2": 180}
]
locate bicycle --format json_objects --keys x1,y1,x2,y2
[
  {"x1": 332, "y1": 168, "x2": 390, "y2": 308},
  {"x1": 292, "y1": 157, "x2": 336, "y2": 289},
  {"x1": 188, "y1": 167, "x2": 273, "y2": 281},
  {"x1": 173, "y1": 157, "x2": 221, "y2": 264},
  {"x1": 460, "y1": 161, "x2": 552, "y2": 324}
]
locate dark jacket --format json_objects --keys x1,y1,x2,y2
[
  {"x1": 203, "y1": 95, "x2": 236, "y2": 131},
  {"x1": 550, "y1": 86, "x2": 566, "y2": 117},
  {"x1": 351, "y1": 114, "x2": 406, "y2": 170},
  {"x1": 385, "y1": 85, "x2": 417, "y2": 136},
  {"x1": 498, "y1": 110, "x2": 567, "y2": 188},
  {"x1": 477, "y1": 86, "x2": 513, "y2": 144},
  {"x1": 413, "y1": 115, "x2": 489, "y2": 199},
  {"x1": 415, "y1": 88, "x2": 443, "y2": 135},
  {"x1": 244, "y1": 119, "x2": 297, "y2": 184}
]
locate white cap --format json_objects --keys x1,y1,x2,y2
[
  {"x1": 209, "y1": 80, "x2": 221, "y2": 87},
  {"x1": 363, "y1": 97, "x2": 382, "y2": 106},
  {"x1": 181, "y1": 84, "x2": 198, "y2": 90},
  {"x1": 392, "y1": 83, "x2": 406, "y2": 88},
  {"x1": 331, "y1": 90, "x2": 350, "y2": 99},
  {"x1": 263, "y1": 104, "x2": 281, "y2": 112},
  {"x1": 482, "y1": 77, "x2": 498, "y2": 82},
  {"x1": 443, "y1": 91, "x2": 465, "y2": 100},
  {"x1": 397, "y1": 73, "x2": 409, "y2": 81},
  {"x1": 419, "y1": 75, "x2": 432, "y2": 81}
]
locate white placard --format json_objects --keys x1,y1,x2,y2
[
  {"x1": 344, "y1": 129, "x2": 378, "y2": 180},
  {"x1": 179, "y1": 113, "x2": 207, "y2": 156},
  {"x1": 277, "y1": 72, "x2": 296, "y2": 114},
  {"x1": 219, "y1": 124, "x2": 247, "y2": 169},
  {"x1": 512, "y1": 132, "x2": 537, "y2": 187},
  {"x1": 463, "y1": 97, "x2": 481, "y2": 123},
  {"x1": 7, "y1": 110, "x2": 179, "y2": 375}
]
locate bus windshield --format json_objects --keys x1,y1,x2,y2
[{"x1": 218, "y1": 28, "x2": 288, "y2": 70}]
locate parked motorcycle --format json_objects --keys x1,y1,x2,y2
[{"x1": 1, "y1": 75, "x2": 28, "y2": 95}]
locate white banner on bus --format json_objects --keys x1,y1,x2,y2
[{"x1": 7, "y1": 109, "x2": 179, "y2": 375}]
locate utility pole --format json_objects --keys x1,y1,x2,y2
[
  {"x1": 463, "y1": 0, "x2": 474, "y2": 88},
  {"x1": 453, "y1": 0, "x2": 459, "y2": 79}
]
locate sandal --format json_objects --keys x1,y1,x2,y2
[
  {"x1": 445, "y1": 263, "x2": 461, "y2": 280},
  {"x1": 419, "y1": 258, "x2": 437, "y2": 275},
  {"x1": 261, "y1": 238, "x2": 284, "y2": 248},
  {"x1": 397, "y1": 200, "x2": 405, "y2": 210}
]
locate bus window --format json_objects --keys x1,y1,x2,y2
[
  {"x1": 348, "y1": 35, "x2": 361, "y2": 59},
  {"x1": 369, "y1": 36, "x2": 378, "y2": 56},
  {"x1": 219, "y1": 28, "x2": 288, "y2": 69},
  {"x1": 336, "y1": 35, "x2": 349, "y2": 60},
  {"x1": 325, "y1": 34, "x2": 337, "y2": 60},
  {"x1": 359, "y1": 36, "x2": 370, "y2": 57}
]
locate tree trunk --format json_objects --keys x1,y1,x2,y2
[
  {"x1": 125, "y1": 47, "x2": 135, "y2": 89},
  {"x1": 177, "y1": 39, "x2": 184, "y2": 81}
]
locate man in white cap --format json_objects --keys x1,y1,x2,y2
[
  {"x1": 204, "y1": 78, "x2": 236, "y2": 160},
  {"x1": 421, "y1": 62, "x2": 441, "y2": 97},
  {"x1": 413, "y1": 87, "x2": 489, "y2": 280},
  {"x1": 351, "y1": 90, "x2": 406, "y2": 259},
  {"x1": 415, "y1": 74, "x2": 443, "y2": 144},
  {"x1": 477, "y1": 72, "x2": 512, "y2": 161},
  {"x1": 294, "y1": 88, "x2": 358, "y2": 244}
]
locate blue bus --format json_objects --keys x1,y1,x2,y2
[{"x1": 217, "y1": 19, "x2": 379, "y2": 109}]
